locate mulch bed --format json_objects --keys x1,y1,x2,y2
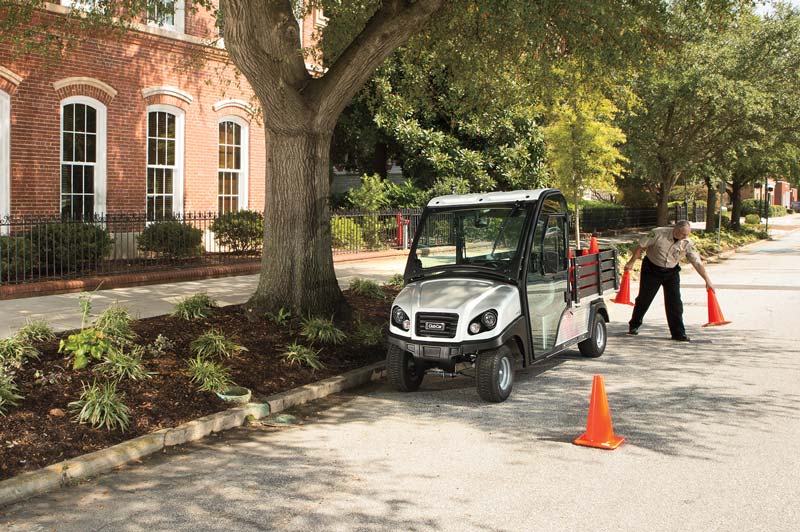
[{"x1": 0, "y1": 287, "x2": 396, "y2": 481}]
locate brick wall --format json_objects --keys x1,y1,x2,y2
[{"x1": 0, "y1": 6, "x2": 275, "y2": 217}]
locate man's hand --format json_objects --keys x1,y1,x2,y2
[
  {"x1": 624, "y1": 260, "x2": 634, "y2": 272},
  {"x1": 706, "y1": 281, "x2": 715, "y2": 292}
]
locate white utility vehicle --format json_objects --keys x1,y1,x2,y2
[{"x1": 386, "y1": 189, "x2": 618, "y2": 402}]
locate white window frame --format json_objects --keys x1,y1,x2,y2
[
  {"x1": 147, "y1": 0, "x2": 186, "y2": 34},
  {"x1": 217, "y1": 115, "x2": 249, "y2": 213},
  {"x1": 1, "y1": 90, "x2": 9, "y2": 226},
  {"x1": 59, "y1": 0, "x2": 98, "y2": 11},
  {"x1": 146, "y1": 104, "x2": 184, "y2": 218},
  {"x1": 60, "y1": 95, "x2": 107, "y2": 217}
]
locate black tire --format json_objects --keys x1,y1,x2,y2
[
  {"x1": 579, "y1": 313, "x2": 607, "y2": 358},
  {"x1": 387, "y1": 345, "x2": 425, "y2": 392},
  {"x1": 476, "y1": 345, "x2": 515, "y2": 402}
]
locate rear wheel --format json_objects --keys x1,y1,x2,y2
[
  {"x1": 387, "y1": 345, "x2": 425, "y2": 392},
  {"x1": 476, "y1": 345, "x2": 515, "y2": 402},
  {"x1": 578, "y1": 313, "x2": 607, "y2": 358}
]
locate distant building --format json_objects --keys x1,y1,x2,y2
[{"x1": 744, "y1": 179, "x2": 798, "y2": 208}]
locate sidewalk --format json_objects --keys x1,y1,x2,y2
[{"x1": 0, "y1": 256, "x2": 409, "y2": 338}]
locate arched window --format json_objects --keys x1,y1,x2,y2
[
  {"x1": 60, "y1": 96, "x2": 106, "y2": 219},
  {"x1": 146, "y1": 104, "x2": 184, "y2": 220},
  {"x1": 1, "y1": 90, "x2": 9, "y2": 223},
  {"x1": 218, "y1": 117, "x2": 248, "y2": 213}
]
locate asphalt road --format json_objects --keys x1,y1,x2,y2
[{"x1": 2, "y1": 229, "x2": 800, "y2": 532}]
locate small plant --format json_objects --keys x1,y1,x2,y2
[
  {"x1": 191, "y1": 329, "x2": 248, "y2": 359},
  {"x1": 59, "y1": 328, "x2": 114, "y2": 370},
  {"x1": 744, "y1": 213, "x2": 761, "y2": 225},
  {"x1": 349, "y1": 278, "x2": 386, "y2": 299},
  {"x1": 300, "y1": 316, "x2": 346, "y2": 345},
  {"x1": 171, "y1": 293, "x2": 218, "y2": 320},
  {"x1": 94, "y1": 346, "x2": 151, "y2": 381},
  {"x1": 17, "y1": 318, "x2": 56, "y2": 344},
  {"x1": 384, "y1": 273, "x2": 405, "y2": 289},
  {"x1": 146, "y1": 334, "x2": 175, "y2": 358},
  {"x1": 137, "y1": 220, "x2": 203, "y2": 259},
  {"x1": 210, "y1": 210, "x2": 264, "y2": 254},
  {"x1": 0, "y1": 365, "x2": 23, "y2": 416},
  {"x1": 78, "y1": 293, "x2": 93, "y2": 329},
  {"x1": 94, "y1": 304, "x2": 136, "y2": 346},
  {"x1": 186, "y1": 355, "x2": 233, "y2": 393},
  {"x1": 266, "y1": 307, "x2": 292, "y2": 327},
  {"x1": 282, "y1": 343, "x2": 325, "y2": 370},
  {"x1": 0, "y1": 335, "x2": 39, "y2": 366},
  {"x1": 68, "y1": 380, "x2": 131, "y2": 431},
  {"x1": 353, "y1": 322, "x2": 384, "y2": 346}
]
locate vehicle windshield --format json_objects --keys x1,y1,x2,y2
[{"x1": 412, "y1": 204, "x2": 530, "y2": 271}]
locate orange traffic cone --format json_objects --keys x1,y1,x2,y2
[
  {"x1": 573, "y1": 375, "x2": 625, "y2": 450},
  {"x1": 702, "y1": 288, "x2": 731, "y2": 327},
  {"x1": 612, "y1": 271, "x2": 634, "y2": 306},
  {"x1": 588, "y1": 236, "x2": 599, "y2": 254}
]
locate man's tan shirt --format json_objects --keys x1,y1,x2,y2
[{"x1": 639, "y1": 227, "x2": 701, "y2": 269}]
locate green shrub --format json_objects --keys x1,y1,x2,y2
[
  {"x1": 331, "y1": 216, "x2": 366, "y2": 250},
  {"x1": 145, "y1": 334, "x2": 175, "y2": 358},
  {"x1": 137, "y1": 221, "x2": 202, "y2": 259},
  {"x1": 186, "y1": 355, "x2": 233, "y2": 393},
  {"x1": 384, "y1": 273, "x2": 405, "y2": 289},
  {"x1": 0, "y1": 335, "x2": 39, "y2": 367},
  {"x1": 359, "y1": 214, "x2": 394, "y2": 249},
  {"x1": 0, "y1": 365, "x2": 23, "y2": 416},
  {"x1": 349, "y1": 278, "x2": 385, "y2": 299},
  {"x1": 266, "y1": 307, "x2": 291, "y2": 327},
  {"x1": 741, "y1": 199, "x2": 764, "y2": 216},
  {"x1": 17, "y1": 318, "x2": 56, "y2": 344},
  {"x1": 69, "y1": 380, "x2": 131, "y2": 431},
  {"x1": 346, "y1": 174, "x2": 391, "y2": 211},
  {"x1": 94, "y1": 346, "x2": 151, "y2": 381},
  {"x1": 282, "y1": 343, "x2": 325, "y2": 370},
  {"x1": 94, "y1": 304, "x2": 136, "y2": 346},
  {"x1": 28, "y1": 222, "x2": 112, "y2": 272},
  {"x1": 769, "y1": 205, "x2": 786, "y2": 218},
  {"x1": 191, "y1": 329, "x2": 248, "y2": 359},
  {"x1": 386, "y1": 181, "x2": 427, "y2": 208},
  {"x1": 171, "y1": 293, "x2": 217, "y2": 320},
  {"x1": 300, "y1": 316, "x2": 346, "y2": 345},
  {"x1": 59, "y1": 328, "x2": 115, "y2": 370},
  {"x1": 352, "y1": 322, "x2": 384, "y2": 346},
  {"x1": 0, "y1": 236, "x2": 36, "y2": 282},
  {"x1": 210, "y1": 210, "x2": 264, "y2": 254},
  {"x1": 744, "y1": 214, "x2": 761, "y2": 225}
]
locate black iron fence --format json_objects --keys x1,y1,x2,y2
[{"x1": 2, "y1": 205, "x2": 687, "y2": 286}]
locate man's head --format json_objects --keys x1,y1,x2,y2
[{"x1": 673, "y1": 220, "x2": 692, "y2": 240}]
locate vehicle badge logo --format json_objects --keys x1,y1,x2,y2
[{"x1": 425, "y1": 322, "x2": 445, "y2": 331}]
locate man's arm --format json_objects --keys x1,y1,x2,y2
[
  {"x1": 692, "y1": 261, "x2": 715, "y2": 292},
  {"x1": 624, "y1": 245, "x2": 644, "y2": 271}
]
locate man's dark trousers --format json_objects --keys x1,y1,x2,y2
[{"x1": 629, "y1": 256, "x2": 686, "y2": 338}]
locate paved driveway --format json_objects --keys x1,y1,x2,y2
[{"x1": 2, "y1": 230, "x2": 800, "y2": 531}]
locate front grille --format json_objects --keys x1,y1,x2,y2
[{"x1": 416, "y1": 312, "x2": 459, "y2": 338}]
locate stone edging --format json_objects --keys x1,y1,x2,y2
[{"x1": 0, "y1": 361, "x2": 386, "y2": 509}]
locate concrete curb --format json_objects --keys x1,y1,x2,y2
[{"x1": 0, "y1": 361, "x2": 386, "y2": 509}]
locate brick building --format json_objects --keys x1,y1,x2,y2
[{"x1": 0, "y1": 1, "x2": 323, "y2": 221}]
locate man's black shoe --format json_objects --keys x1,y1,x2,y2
[
  {"x1": 671, "y1": 335, "x2": 691, "y2": 342},
  {"x1": 628, "y1": 327, "x2": 639, "y2": 336}
]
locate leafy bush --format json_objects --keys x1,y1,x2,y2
[
  {"x1": 146, "y1": 334, "x2": 175, "y2": 358},
  {"x1": 191, "y1": 329, "x2": 248, "y2": 359},
  {"x1": 69, "y1": 380, "x2": 131, "y2": 431},
  {"x1": 386, "y1": 181, "x2": 427, "y2": 208},
  {"x1": 171, "y1": 293, "x2": 217, "y2": 320},
  {"x1": 0, "y1": 236, "x2": 36, "y2": 282},
  {"x1": 0, "y1": 335, "x2": 39, "y2": 367},
  {"x1": 0, "y1": 365, "x2": 23, "y2": 416},
  {"x1": 744, "y1": 214, "x2": 761, "y2": 225},
  {"x1": 210, "y1": 210, "x2": 264, "y2": 254},
  {"x1": 186, "y1": 355, "x2": 233, "y2": 393},
  {"x1": 94, "y1": 346, "x2": 151, "y2": 381},
  {"x1": 384, "y1": 273, "x2": 405, "y2": 289},
  {"x1": 331, "y1": 216, "x2": 366, "y2": 250},
  {"x1": 349, "y1": 278, "x2": 385, "y2": 299},
  {"x1": 94, "y1": 304, "x2": 136, "y2": 346},
  {"x1": 769, "y1": 205, "x2": 786, "y2": 218},
  {"x1": 266, "y1": 307, "x2": 291, "y2": 327},
  {"x1": 17, "y1": 318, "x2": 56, "y2": 344},
  {"x1": 137, "y1": 221, "x2": 203, "y2": 259},
  {"x1": 352, "y1": 322, "x2": 383, "y2": 346},
  {"x1": 300, "y1": 316, "x2": 346, "y2": 345},
  {"x1": 741, "y1": 199, "x2": 764, "y2": 216},
  {"x1": 359, "y1": 214, "x2": 394, "y2": 249},
  {"x1": 282, "y1": 343, "x2": 325, "y2": 370},
  {"x1": 59, "y1": 328, "x2": 114, "y2": 370},
  {"x1": 27, "y1": 222, "x2": 113, "y2": 273},
  {"x1": 346, "y1": 174, "x2": 391, "y2": 211}
]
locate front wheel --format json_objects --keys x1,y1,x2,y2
[
  {"x1": 476, "y1": 345, "x2": 515, "y2": 402},
  {"x1": 387, "y1": 345, "x2": 425, "y2": 392},
  {"x1": 578, "y1": 313, "x2": 607, "y2": 358}
]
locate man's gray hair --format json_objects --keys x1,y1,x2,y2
[{"x1": 675, "y1": 220, "x2": 691, "y2": 230}]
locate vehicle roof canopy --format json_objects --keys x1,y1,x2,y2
[{"x1": 426, "y1": 189, "x2": 556, "y2": 208}]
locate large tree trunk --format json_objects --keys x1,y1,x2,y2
[
  {"x1": 656, "y1": 184, "x2": 671, "y2": 227},
  {"x1": 246, "y1": 129, "x2": 345, "y2": 317},
  {"x1": 730, "y1": 181, "x2": 743, "y2": 231},
  {"x1": 705, "y1": 177, "x2": 718, "y2": 232}
]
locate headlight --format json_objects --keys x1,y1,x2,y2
[
  {"x1": 468, "y1": 310, "x2": 498, "y2": 335},
  {"x1": 392, "y1": 306, "x2": 411, "y2": 331}
]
